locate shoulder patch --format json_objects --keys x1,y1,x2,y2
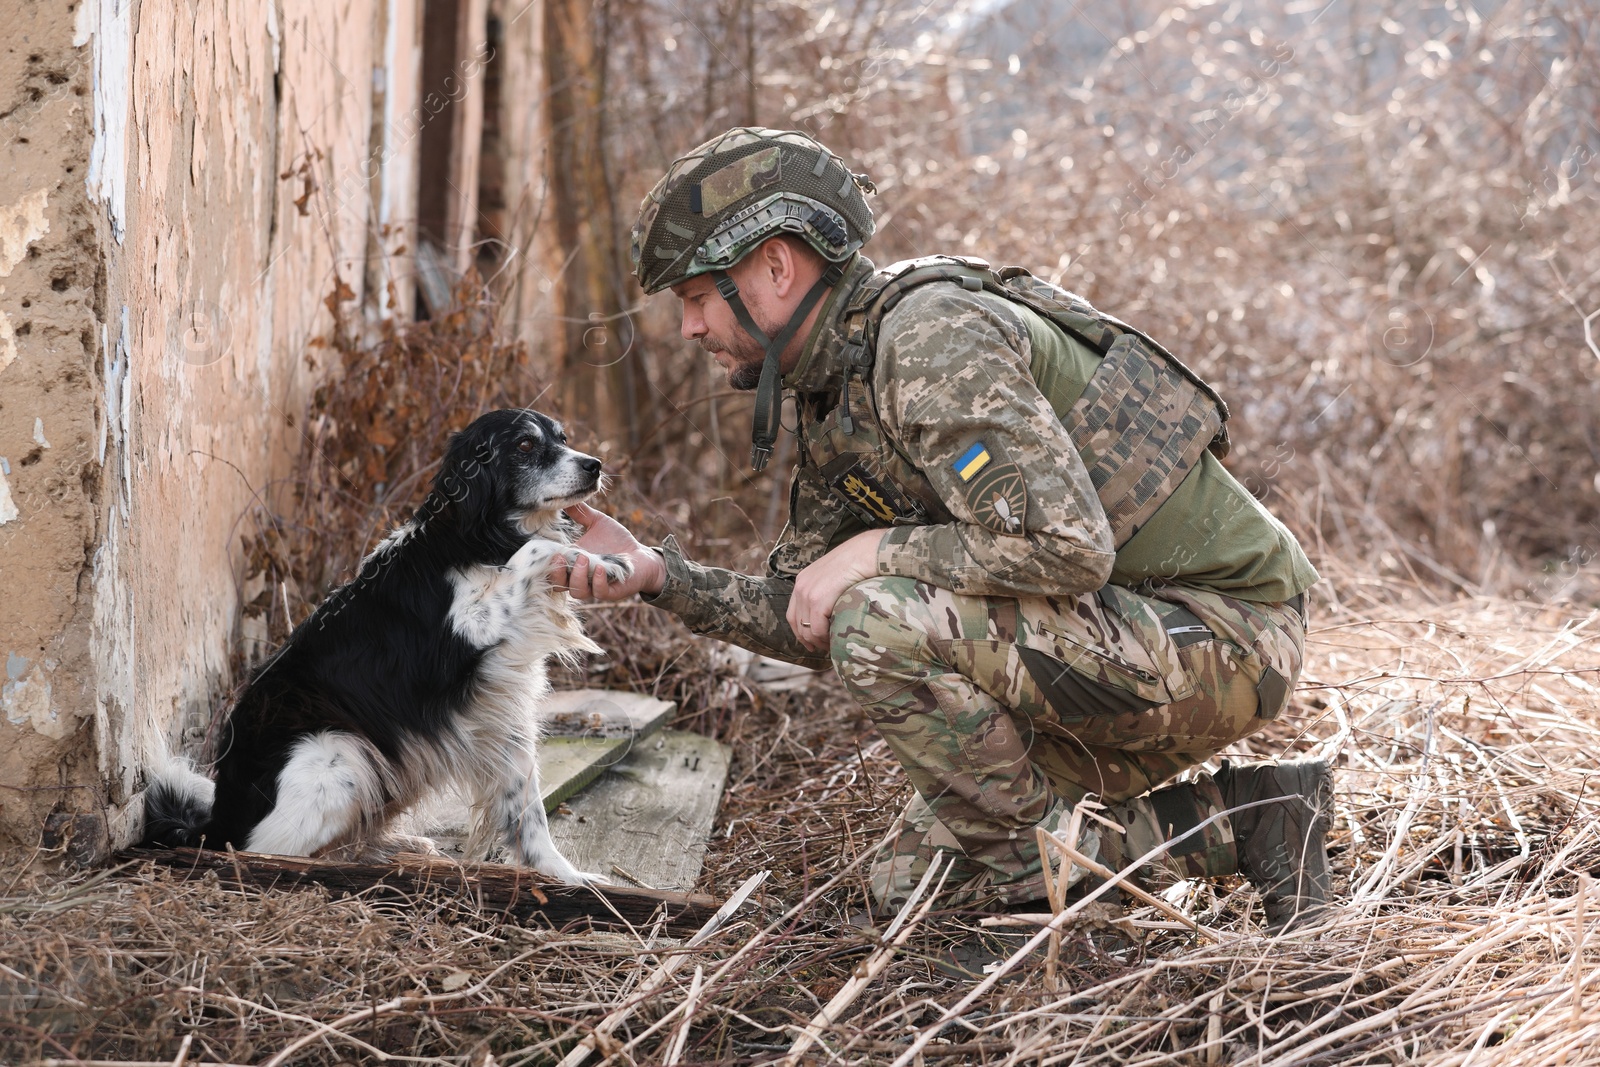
[
  {"x1": 954, "y1": 441, "x2": 992, "y2": 481},
  {"x1": 965, "y1": 461, "x2": 1028, "y2": 536}
]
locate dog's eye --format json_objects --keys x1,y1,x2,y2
[{"x1": 516, "y1": 437, "x2": 535, "y2": 454}]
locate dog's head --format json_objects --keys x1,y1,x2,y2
[{"x1": 427, "y1": 409, "x2": 605, "y2": 556}]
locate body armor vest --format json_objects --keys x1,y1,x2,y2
[{"x1": 797, "y1": 256, "x2": 1231, "y2": 549}]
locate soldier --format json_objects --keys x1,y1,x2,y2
[{"x1": 555, "y1": 128, "x2": 1332, "y2": 933}]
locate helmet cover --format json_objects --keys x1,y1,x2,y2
[{"x1": 630, "y1": 127, "x2": 875, "y2": 293}]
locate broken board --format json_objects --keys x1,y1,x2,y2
[
  {"x1": 549, "y1": 729, "x2": 731, "y2": 892},
  {"x1": 538, "y1": 689, "x2": 678, "y2": 810},
  {"x1": 390, "y1": 691, "x2": 728, "y2": 895}
]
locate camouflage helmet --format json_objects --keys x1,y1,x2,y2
[{"x1": 630, "y1": 127, "x2": 876, "y2": 294}]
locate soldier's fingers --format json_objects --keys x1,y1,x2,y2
[
  {"x1": 788, "y1": 598, "x2": 814, "y2": 648},
  {"x1": 800, "y1": 604, "x2": 825, "y2": 651},
  {"x1": 571, "y1": 553, "x2": 593, "y2": 599},
  {"x1": 811, "y1": 610, "x2": 831, "y2": 651}
]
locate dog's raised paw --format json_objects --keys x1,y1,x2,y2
[{"x1": 598, "y1": 553, "x2": 633, "y2": 585}]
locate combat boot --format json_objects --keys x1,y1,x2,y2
[{"x1": 1215, "y1": 757, "x2": 1333, "y2": 933}]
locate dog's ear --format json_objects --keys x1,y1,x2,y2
[{"x1": 428, "y1": 430, "x2": 503, "y2": 533}]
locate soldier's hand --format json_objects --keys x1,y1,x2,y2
[
  {"x1": 788, "y1": 529, "x2": 888, "y2": 653},
  {"x1": 552, "y1": 502, "x2": 666, "y2": 601}
]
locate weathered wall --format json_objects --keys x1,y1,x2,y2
[
  {"x1": 0, "y1": 0, "x2": 103, "y2": 851},
  {"x1": 0, "y1": 0, "x2": 429, "y2": 856}
]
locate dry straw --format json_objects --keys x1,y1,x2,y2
[{"x1": 5, "y1": 571, "x2": 1599, "y2": 1064}]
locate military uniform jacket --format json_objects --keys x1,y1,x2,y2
[{"x1": 646, "y1": 255, "x2": 1315, "y2": 670}]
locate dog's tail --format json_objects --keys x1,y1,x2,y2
[{"x1": 141, "y1": 756, "x2": 216, "y2": 848}]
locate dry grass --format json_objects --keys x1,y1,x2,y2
[{"x1": 6, "y1": 569, "x2": 1599, "y2": 1065}]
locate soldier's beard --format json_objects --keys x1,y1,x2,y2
[
  {"x1": 701, "y1": 332, "x2": 770, "y2": 391},
  {"x1": 725, "y1": 354, "x2": 766, "y2": 391}
]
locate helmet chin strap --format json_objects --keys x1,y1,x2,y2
[{"x1": 713, "y1": 262, "x2": 845, "y2": 470}]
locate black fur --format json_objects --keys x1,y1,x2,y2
[
  {"x1": 142, "y1": 778, "x2": 213, "y2": 848},
  {"x1": 142, "y1": 408, "x2": 608, "y2": 855}
]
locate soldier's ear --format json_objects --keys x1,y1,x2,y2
[
  {"x1": 756, "y1": 236, "x2": 791, "y2": 293},
  {"x1": 765, "y1": 235, "x2": 819, "y2": 299}
]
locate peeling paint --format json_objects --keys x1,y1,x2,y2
[
  {"x1": 2, "y1": 656, "x2": 70, "y2": 740},
  {"x1": 100, "y1": 307, "x2": 131, "y2": 523},
  {"x1": 119, "y1": 324, "x2": 131, "y2": 523},
  {"x1": 0, "y1": 466, "x2": 17, "y2": 525},
  {"x1": 77, "y1": 0, "x2": 130, "y2": 241},
  {"x1": 100, "y1": 317, "x2": 121, "y2": 467},
  {"x1": 96, "y1": 323, "x2": 109, "y2": 464},
  {"x1": 0, "y1": 188, "x2": 51, "y2": 376},
  {"x1": 266, "y1": 2, "x2": 280, "y2": 71}
]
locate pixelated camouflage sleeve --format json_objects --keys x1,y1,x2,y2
[
  {"x1": 872, "y1": 284, "x2": 1116, "y2": 596},
  {"x1": 643, "y1": 536, "x2": 829, "y2": 669},
  {"x1": 641, "y1": 459, "x2": 861, "y2": 669}
]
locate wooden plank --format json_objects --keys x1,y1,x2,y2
[
  {"x1": 549, "y1": 730, "x2": 731, "y2": 892},
  {"x1": 537, "y1": 689, "x2": 677, "y2": 811},
  {"x1": 398, "y1": 690, "x2": 678, "y2": 841},
  {"x1": 538, "y1": 737, "x2": 632, "y2": 810},
  {"x1": 124, "y1": 847, "x2": 720, "y2": 933},
  {"x1": 540, "y1": 689, "x2": 676, "y2": 739}
]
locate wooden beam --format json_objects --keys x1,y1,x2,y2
[
  {"x1": 124, "y1": 847, "x2": 721, "y2": 933},
  {"x1": 416, "y1": 0, "x2": 488, "y2": 276}
]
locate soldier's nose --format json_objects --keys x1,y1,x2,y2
[{"x1": 681, "y1": 306, "x2": 704, "y2": 341}]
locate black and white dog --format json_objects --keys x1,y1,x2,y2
[{"x1": 141, "y1": 408, "x2": 629, "y2": 885}]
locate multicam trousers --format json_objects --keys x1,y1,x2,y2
[{"x1": 828, "y1": 578, "x2": 1306, "y2": 910}]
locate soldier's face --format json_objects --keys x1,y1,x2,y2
[{"x1": 673, "y1": 271, "x2": 779, "y2": 391}]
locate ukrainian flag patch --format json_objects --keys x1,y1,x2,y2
[{"x1": 954, "y1": 442, "x2": 992, "y2": 482}]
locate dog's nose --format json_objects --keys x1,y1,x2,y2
[{"x1": 578, "y1": 456, "x2": 602, "y2": 477}]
